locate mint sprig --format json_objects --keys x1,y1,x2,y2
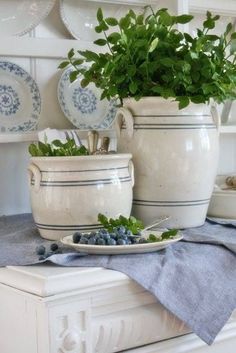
[
  {"x1": 29, "y1": 139, "x2": 89, "y2": 157},
  {"x1": 98, "y1": 213, "x2": 144, "y2": 234}
]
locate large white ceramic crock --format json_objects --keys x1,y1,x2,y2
[
  {"x1": 28, "y1": 154, "x2": 134, "y2": 240},
  {"x1": 116, "y1": 97, "x2": 219, "y2": 228}
]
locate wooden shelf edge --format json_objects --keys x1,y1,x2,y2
[
  {"x1": 0, "y1": 132, "x2": 38, "y2": 143},
  {"x1": 0, "y1": 129, "x2": 117, "y2": 144}
]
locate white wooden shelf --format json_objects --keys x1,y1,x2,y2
[
  {"x1": 0, "y1": 37, "x2": 104, "y2": 59},
  {"x1": 189, "y1": 0, "x2": 236, "y2": 16},
  {"x1": 0, "y1": 129, "x2": 117, "y2": 144}
]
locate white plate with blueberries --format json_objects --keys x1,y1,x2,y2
[{"x1": 61, "y1": 227, "x2": 183, "y2": 255}]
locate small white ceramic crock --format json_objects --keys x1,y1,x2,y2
[
  {"x1": 28, "y1": 154, "x2": 134, "y2": 240},
  {"x1": 116, "y1": 97, "x2": 219, "y2": 229}
]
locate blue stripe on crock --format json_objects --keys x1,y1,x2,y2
[
  {"x1": 35, "y1": 222, "x2": 102, "y2": 231},
  {"x1": 40, "y1": 166, "x2": 128, "y2": 173},
  {"x1": 31, "y1": 176, "x2": 131, "y2": 187},
  {"x1": 122, "y1": 123, "x2": 216, "y2": 130},
  {"x1": 133, "y1": 198, "x2": 210, "y2": 207}
]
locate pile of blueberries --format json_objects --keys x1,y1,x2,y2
[
  {"x1": 73, "y1": 225, "x2": 147, "y2": 246},
  {"x1": 36, "y1": 243, "x2": 60, "y2": 260}
]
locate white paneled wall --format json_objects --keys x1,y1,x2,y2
[{"x1": 0, "y1": 0, "x2": 236, "y2": 215}]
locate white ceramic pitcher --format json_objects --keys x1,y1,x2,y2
[{"x1": 116, "y1": 97, "x2": 220, "y2": 228}]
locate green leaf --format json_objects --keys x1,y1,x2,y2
[
  {"x1": 28, "y1": 144, "x2": 39, "y2": 157},
  {"x1": 94, "y1": 39, "x2": 107, "y2": 46},
  {"x1": 176, "y1": 14, "x2": 193, "y2": 24},
  {"x1": 52, "y1": 140, "x2": 64, "y2": 148},
  {"x1": 159, "y1": 10, "x2": 173, "y2": 26},
  {"x1": 226, "y1": 22, "x2": 233, "y2": 35},
  {"x1": 129, "y1": 81, "x2": 138, "y2": 94},
  {"x1": 105, "y1": 17, "x2": 118, "y2": 26},
  {"x1": 159, "y1": 58, "x2": 174, "y2": 67},
  {"x1": 95, "y1": 25, "x2": 103, "y2": 33},
  {"x1": 230, "y1": 39, "x2": 236, "y2": 54},
  {"x1": 107, "y1": 32, "x2": 121, "y2": 44},
  {"x1": 81, "y1": 78, "x2": 90, "y2": 88},
  {"x1": 67, "y1": 48, "x2": 74, "y2": 60},
  {"x1": 79, "y1": 50, "x2": 99, "y2": 61},
  {"x1": 148, "y1": 234, "x2": 159, "y2": 242},
  {"x1": 69, "y1": 71, "x2": 79, "y2": 83},
  {"x1": 97, "y1": 8, "x2": 103, "y2": 22},
  {"x1": 231, "y1": 32, "x2": 236, "y2": 40},
  {"x1": 203, "y1": 18, "x2": 215, "y2": 30},
  {"x1": 58, "y1": 61, "x2": 70, "y2": 69},
  {"x1": 184, "y1": 33, "x2": 194, "y2": 43},
  {"x1": 73, "y1": 59, "x2": 84, "y2": 66},
  {"x1": 149, "y1": 38, "x2": 159, "y2": 53},
  {"x1": 119, "y1": 16, "x2": 130, "y2": 29},
  {"x1": 161, "y1": 229, "x2": 178, "y2": 239},
  {"x1": 177, "y1": 96, "x2": 190, "y2": 109}
]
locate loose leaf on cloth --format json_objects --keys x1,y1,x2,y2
[{"x1": 0, "y1": 215, "x2": 236, "y2": 345}]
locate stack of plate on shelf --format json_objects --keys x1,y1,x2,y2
[{"x1": 208, "y1": 174, "x2": 236, "y2": 219}]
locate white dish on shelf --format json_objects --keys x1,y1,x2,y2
[
  {"x1": 61, "y1": 230, "x2": 183, "y2": 255},
  {"x1": 207, "y1": 174, "x2": 236, "y2": 219},
  {"x1": 57, "y1": 66, "x2": 117, "y2": 130},
  {"x1": 0, "y1": 61, "x2": 41, "y2": 133},
  {"x1": 0, "y1": 0, "x2": 56, "y2": 36},
  {"x1": 59, "y1": 0, "x2": 143, "y2": 41}
]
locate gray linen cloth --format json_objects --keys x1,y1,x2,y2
[{"x1": 0, "y1": 214, "x2": 236, "y2": 345}]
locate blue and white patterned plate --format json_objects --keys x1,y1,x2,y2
[
  {"x1": 57, "y1": 66, "x2": 117, "y2": 130},
  {"x1": 0, "y1": 61, "x2": 41, "y2": 133}
]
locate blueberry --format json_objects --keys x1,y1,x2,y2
[
  {"x1": 117, "y1": 239, "x2": 126, "y2": 245},
  {"x1": 89, "y1": 231, "x2": 97, "y2": 237},
  {"x1": 99, "y1": 228, "x2": 109, "y2": 235},
  {"x1": 50, "y1": 243, "x2": 59, "y2": 252},
  {"x1": 79, "y1": 237, "x2": 88, "y2": 244},
  {"x1": 126, "y1": 230, "x2": 133, "y2": 236},
  {"x1": 88, "y1": 237, "x2": 96, "y2": 245},
  {"x1": 107, "y1": 238, "x2": 117, "y2": 246},
  {"x1": 130, "y1": 237, "x2": 138, "y2": 244},
  {"x1": 97, "y1": 238, "x2": 106, "y2": 245},
  {"x1": 73, "y1": 232, "x2": 82, "y2": 243},
  {"x1": 36, "y1": 245, "x2": 46, "y2": 255},
  {"x1": 46, "y1": 251, "x2": 54, "y2": 257},
  {"x1": 38, "y1": 255, "x2": 46, "y2": 261}
]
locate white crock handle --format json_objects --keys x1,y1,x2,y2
[
  {"x1": 211, "y1": 104, "x2": 221, "y2": 133},
  {"x1": 115, "y1": 107, "x2": 134, "y2": 140},
  {"x1": 128, "y1": 160, "x2": 135, "y2": 187},
  {"x1": 28, "y1": 163, "x2": 41, "y2": 192}
]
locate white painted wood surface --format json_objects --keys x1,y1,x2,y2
[{"x1": 0, "y1": 265, "x2": 235, "y2": 353}]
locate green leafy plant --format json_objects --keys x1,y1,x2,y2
[
  {"x1": 59, "y1": 7, "x2": 236, "y2": 109},
  {"x1": 29, "y1": 139, "x2": 89, "y2": 157},
  {"x1": 98, "y1": 213, "x2": 144, "y2": 234}
]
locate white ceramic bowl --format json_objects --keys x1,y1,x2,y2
[
  {"x1": 28, "y1": 154, "x2": 134, "y2": 240},
  {"x1": 207, "y1": 174, "x2": 236, "y2": 219}
]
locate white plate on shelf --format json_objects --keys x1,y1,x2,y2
[
  {"x1": 0, "y1": 0, "x2": 56, "y2": 36},
  {"x1": 61, "y1": 230, "x2": 183, "y2": 255},
  {"x1": 59, "y1": 0, "x2": 144, "y2": 41},
  {"x1": 57, "y1": 66, "x2": 117, "y2": 130},
  {"x1": 0, "y1": 61, "x2": 41, "y2": 133}
]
